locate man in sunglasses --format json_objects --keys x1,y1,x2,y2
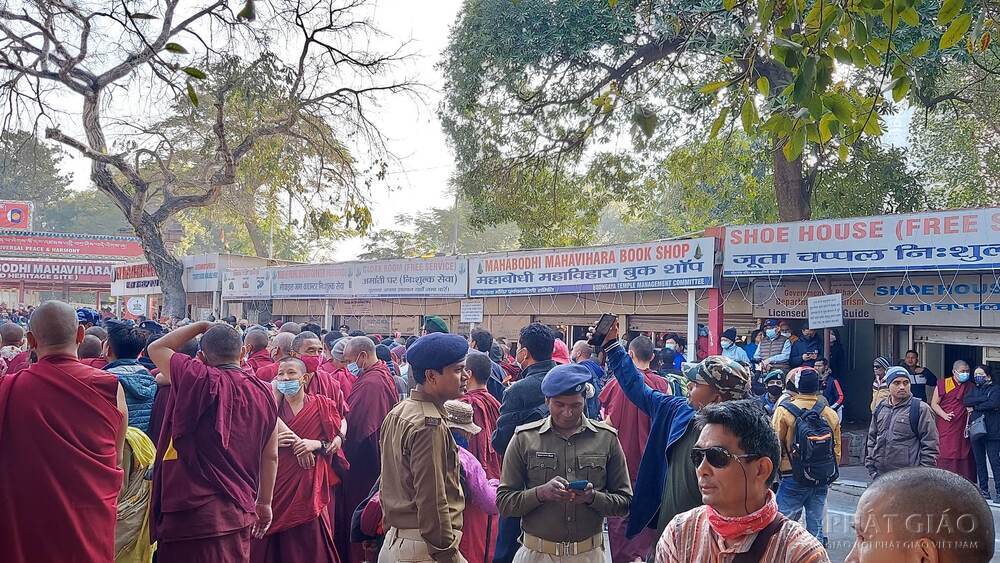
[
  {"x1": 595, "y1": 319, "x2": 750, "y2": 554},
  {"x1": 655, "y1": 400, "x2": 829, "y2": 562}
]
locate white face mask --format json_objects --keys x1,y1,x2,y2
[
  {"x1": 720, "y1": 339, "x2": 733, "y2": 349},
  {"x1": 781, "y1": 331, "x2": 792, "y2": 338},
  {"x1": 664, "y1": 342, "x2": 676, "y2": 351}
]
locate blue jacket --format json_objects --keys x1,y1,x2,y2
[
  {"x1": 491, "y1": 360, "x2": 555, "y2": 455},
  {"x1": 789, "y1": 333, "x2": 823, "y2": 369},
  {"x1": 487, "y1": 360, "x2": 507, "y2": 403},
  {"x1": 579, "y1": 359, "x2": 605, "y2": 420},
  {"x1": 605, "y1": 342, "x2": 696, "y2": 538},
  {"x1": 104, "y1": 358, "x2": 157, "y2": 435}
]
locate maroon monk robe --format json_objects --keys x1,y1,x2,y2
[
  {"x1": 3, "y1": 349, "x2": 30, "y2": 375},
  {"x1": 0, "y1": 354, "x2": 124, "y2": 563},
  {"x1": 255, "y1": 360, "x2": 281, "y2": 383},
  {"x1": 599, "y1": 367, "x2": 671, "y2": 563},
  {"x1": 320, "y1": 359, "x2": 355, "y2": 398},
  {"x1": 935, "y1": 377, "x2": 976, "y2": 482},
  {"x1": 247, "y1": 349, "x2": 275, "y2": 375},
  {"x1": 251, "y1": 394, "x2": 341, "y2": 563},
  {"x1": 342, "y1": 361, "x2": 398, "y2": 563},
  {"x1": 460, "y1": 388, "x2": 503, "y2": 479},
  {"x1": 152, "y1": 354, "x2": 278, "y2": 561},
  {"x1": 80, "y1": 356, "x2": 108, "y2": 369}
]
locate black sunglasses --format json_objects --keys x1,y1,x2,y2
[{"x1": 691, "y1": 446, "x2": 761, "y2": 469}]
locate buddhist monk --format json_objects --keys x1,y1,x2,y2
[
  {"x1": 0, "y1": 300, "x2": 127, "y2": 562},
  {"x1": 279, "y1": 322, "x2": 302, "y2": 335},
  {"x1": 146, "y1": 338, "x2": 200, "y2": 453},
  {"x1": 343, "y1": 336, "x2": 398, "y2": 562},
  {"x1": 0, "y1": 322, "x2": 29, "y2": 375},
  {"x1": 320, "y1": 332, "x2": 355, "y2": 397},
  {"x1": 245, "y1": 329, "x2": 274, "y2": 374},
  {"x1": 460, "y1": 351, "x2": 502, "y2": 480},
  {"x1": 251, "y1": 358, "x2": 343, "y2": 563},
  {"x1": 148, "y1": 321, "x2": 279, "y2": 562},
  {"x1": 599, "y1": 335, "x2": 671, "y2": 563},
  {"x1": 79, "y1": 333, "x2": 108, "y2": 367},
  {"x1": 256, "y1": 332, "x2": 294, "y2": 383},
  {"x1": 86, "y1": 324, "x2": 109, "y2": 343},
  {"x1": 931, "y1": 360, "x2": 976, "y2": 482}
]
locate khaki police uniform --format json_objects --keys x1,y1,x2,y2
[
  {"x1": 497, "y1": 416, "x2": 632, "y2": 562},
  {"x1": 378, "y1": 389, "x2": 467, "y2": 563}
]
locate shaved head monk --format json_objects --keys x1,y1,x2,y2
[
  {"x1": 256, "y1": 332, "x2": 294, "y2": 383},
  {"x1": 148, "y1": 321, "x2": 279, "y2": 562},
  {"x1": 0, "y1": 322, "x2": 29, "y2": 375},
  {"x1": 79, "y1": 334, "x2": 105, "y2": 360},
  {"x1": 279, "y1": 322, "x2": 302, "y2": 335},
  {"x1": 86, "y1": 324, "x2": 109, "y2": 342},
  {"x1": 245, "y1": 329, "x2": 274, "y2": 374},
  {"x1": 343, "y1": 335, "x2": 399, "y2": 561},
  {"x1": 0, "y1": 300, "x2": 128, "y2": 562}
]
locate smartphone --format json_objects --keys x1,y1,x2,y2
[
  {"x1": 567, "y1": 479, "x2": 590, "y2": 491},
  {"x1": 589, "y1": 313, "x2": 617, "y2": 348}
]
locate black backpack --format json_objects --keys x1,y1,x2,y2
[
  {"x1": 780, "y1": 401, "x2": 839, "y2": 487},
  {"x1": 873, "y1": 398, "x2": 921, "y2": 438}
]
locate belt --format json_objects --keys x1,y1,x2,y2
[
  {"x1": 393, "y1": 528, "x2": 425, "y2": 541},
  {"x1": 521, "y1": 532, "x2": 603, "y2": 556}
]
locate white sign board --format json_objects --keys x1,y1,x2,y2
[
  {"x1": 222, "y1": 268, "x2": 271, "y2": 299},
  {"x1": 807, "y1": 293, "x2": 844, "y2": 328},
  {"x1": 469, "y1": 238, "x2": 715, "y2": 297},
  {"x1": 271, "y1": 264, "x2": 351, "y2": 298},
  {"x1": 183, "y1": 254, "x2": 222, "y2": 292},
  {"x1": 724, "y1": 208, "x2": 1000, "y2": 276},
  {"x1": 344, "y1": 257, "x2": 468, "y2": 298},
  {"x1": 752, "y1": 281, "x2": 873, "y2": 320},
  {"x1": 460, "y1": 300, "x2": 484, "y2": 324},
  {"x1": 126, "y1": 296, "x2": 147, "y2": 316},
  {"x1": 873, "y1": 275, "x2": 987, "y2": 327}
]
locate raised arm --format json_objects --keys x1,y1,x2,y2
[{"x1": 149, "y1": 321, "x2": 213, "y2": 385}]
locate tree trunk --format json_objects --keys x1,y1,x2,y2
[
  {"x1": 773, "y1": 148, "x2": 811, "y2": 221},
  {"x1": 244, "y1": 217, "x2": 269, "y2": 257},
  {"x1": 133, "y1": 219, "x2": 188, "y2": 320}
]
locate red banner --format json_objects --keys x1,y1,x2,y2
[
  {"x1": 0, "y1": 260, "x2": 115, "y2": 283},
  {"x1": 0, "y1": 232, "x2": 143, "y2": 259},
  {"x1": 0, "y1": 201, "x2": 33, "y2": 230}
]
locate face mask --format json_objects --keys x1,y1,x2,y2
[
  {"x1": 347, "y1": 362, "x2": 361, "y2": 376},
  {"x1": 830, "y1": 334, "x2": 837, "y2": 342},
  {"x1": 276, "y1": 380, "x2": 301, "y2": 396},
  {"x1": 400, "y1": 364, "x2": 410, "y2": 377},
  {"x1": 767, "y1": 385, "x2": 783, "y2": 397},
  {"x1": 300, "y1": 355, "x2": 321, "y2": 374},
  {"x1": 720, "y1": 340, "x2": 733, "y2": 349},
  {"x1": 765, "y1": 328, "x2": 777, "y2": 339},
  {"x1": 957, "y1": 371, "x2": 971, "y2": 383},
  {"x1": 664, "y1": 342, "x2": 676, "y2": 351},
  {"x1": 781, "y1": 331, "x2": 792, "y2": 338},
  {"x1": 975, "y1": 375, "x2": 988, "y2": 386}
]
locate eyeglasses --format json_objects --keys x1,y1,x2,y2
[{"x1": 690, "y1": 446, "x2": 761, "y2": 469}]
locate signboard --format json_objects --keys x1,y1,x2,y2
[
  {"x1": 343, "y1": 257, "x2": 468, "y2": 298},
  {"x1": 724, "y1": 208, "x2": 1000, "y2": 276},
  {"x1": 272, "y1": 263, "x2": 351, "y2": 298},
  {"x1": 0, "y1": 260, "x2": 114, "y2": 283},
  {"x1": 873, "y1": 275, "x2": 989, "y2": 327},
  {"x1": 222, "y1": 268, "x2": 271, "y2": 299},
  {"x1": 807, "y1": 293, "x2": 844, "y2": 328},
  {"x1": 126, "y1": 296, "x2": 147, "y2": 316},
  {"x1": 184, "y1": 254, "x2": 221, "y2": 293},
  {"x1": 0, "y1": 201, "x2": 33, "y2": 230},
  {"x1": 469, "y1": 238, "x2": 715, "y2": 297},
  {"x1": 112, "y1": 262, "x2": 161, "y2": 296},
  {"x1": 0, "y1": 231, "x2": 143, "y2": 259},
  {"x1": 461, "y1": 299, "x2": 484, "y2": 324},
  {"x1": 752, "y1": 281, "x2": 874, "y2": 319}
]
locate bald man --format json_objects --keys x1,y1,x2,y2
[
  {"x1": 0, "y1": 323, "x2": 29, "y2": 375},
  {"x1": 256, "y1": 332, "x2": 294, "y2": 383},
  {"x1": 279, "y1": 322, "x2": 302, "y2": 335},
  {"x1": 148, "y1": 321, "x2": 279, "y2": 562},
  {"x1": 78, "y1": 334, "x2": 108, "y2": 368},
  {"x1": 847, "y1": 467, "x2": 994, "y2": 562},
  {"x1": 343, "y1": 336, "x2": 399, "y2": 562},
  {"x1": 245, "y1": 329, "x2": 274, "y2": 374},
  {"x1": 86, "y1": 325, "x2": 109, "y2": 343},
  {"x1": 0, "y1": 300, "x2": 128, "y2": 562}
]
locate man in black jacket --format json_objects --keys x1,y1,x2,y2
[{"x1": 491, "y1": 322, "x2": 557, "y2": 563}]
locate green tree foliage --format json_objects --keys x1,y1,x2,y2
[
  {"x1": 42, "y1": 189, "x2": 132, "y2": 236},
  {"x1": 0, "y1": 130, "x2": 71, "y2": 230}
]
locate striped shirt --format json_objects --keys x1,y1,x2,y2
[{"x1": 655, "y1": 505, "x2": 830, "y2": 563}]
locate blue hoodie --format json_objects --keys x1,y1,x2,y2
[{"x1": 103, "y1": 358, "x2": 157, "y2": 435}]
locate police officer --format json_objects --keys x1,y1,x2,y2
[
  {"x1": 497, "y1": 363, "x2": 632, "y2": 562},
  {"x1": 378, "y1": 332, "x2": 471, "y2": 563}
]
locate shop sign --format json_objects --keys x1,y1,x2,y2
[
  {"x1": 343, "y1": 257, "x2": 468, "y2": 298},
  {"x1": 0, "y1": 260, "x2": 114, "y2": 283},
  {"x1": 725, "y1": 208, "x2": 1000, "y2": 276},
  {"x1": 469, "y1": 238, "x2": 715, "y2": 297},
  {"x1": 126, "y1": 296, "x2": 147, "y2": 316},
  {"x1": 271, "y1": 263, "x2": 351, "y2": 298},
  {"x1": 751, "y1": 281, "x2": 874, "y2": 320},
  {"x1": 0, "y1": 231, "x2": 143, "y2": 259},
  {"x1": 184, "y1": 254, "x2": 221, "y2": 292},
  {"x1": 0, "y1": 201, "x2": 33, "y2": 230},
  {"x1": 873, "y1": 275, "x2": 994, "y2": 327},
  {"x1": 222, "y1": 268, "x2": 271, "y2": 299},
  {"x1": 112, "y1": 262, "x2": 161, "y2": 296}
]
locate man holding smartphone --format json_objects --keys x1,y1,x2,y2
[
  {"x1": 789, "y1": 325, "x2": 823, "y2": 370},
  {"x1": 496, "y1": 363, "x2": 632, "y2": 562}
]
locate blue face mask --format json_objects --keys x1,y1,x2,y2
[
  {"x1": 956, "y1": 371, "x2": 971, "y2": 383},
  {"x1": 664, "y1": 342, "x2": 676, "y2": 351},
  {"x1": 276, "y1": 380, "x2": 301, "y2": 396},
  {"x1": 347, "y1": 362, "x2": 361, "y2": 376},
  {"x1": 765, "y1": 328, "x2": 777, "y2": 339},
  {"x1": 721, "y1": 340, "x2": 733, "y2": 349}
]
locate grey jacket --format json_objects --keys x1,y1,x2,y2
[{"x1": 865, "y1": 395, "x2": 939, "y2": 478}]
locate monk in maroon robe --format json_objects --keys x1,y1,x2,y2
[
  {"x1": 244, "y1": 329, "x2": 274, "y2": 374},
  {"x1": 148, "y1": 321, "x2": 279, "y2": 562},
  {"x1": 0, "y1": 300, "x2": 128, "y2": 562},
  {"x1": 252, "y1": 358, "x2": 344, "y2": 562},
  {"x1": 599, "y1": 336, "x2": 670, "y2": 563},
  {"x1": 255, "y1": 332, "x2": 294, "y2": 383},
  {"x1": 460, "y1": 352, "x2": 502, "y2": 480},
  {"x1": 320, "y1": 332, "x2": 355, "y2": 397},
  {"x1": 78, "y1": 333, "x2": 108, "y2": 367},
  {"x1": 342, "y1": 336, "x2": 398, "y2": 562},
  {"x1": 932, "y1": 361, "x2": 977, "y2": 482},
  {"x1": 0, "y1": 323, "x2": 29, "y2": 375}
]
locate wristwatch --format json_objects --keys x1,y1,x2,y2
[{"x1": 319, "y1": 440, "x2": 330, "y2": 454}]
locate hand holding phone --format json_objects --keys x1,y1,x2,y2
[
  {"x1": 567, "y1": 479, "x2": 590, "y2": 491},
  {"x1": 588, "y1": 314, "x2": 618, "y2": 348}
]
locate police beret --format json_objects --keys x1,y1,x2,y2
[
  {"x1": 77, "y1": 307, "x2": 100, "y2": 325},
  {"x1": 407, "y1": 333, "x2": 468, "y2": 372},
  {"x1": 423, "y1": 315, "x2": 449, "y2": 334},
  {"x1": 541, "y1": 363, "x2": 593, "y2": 398}
]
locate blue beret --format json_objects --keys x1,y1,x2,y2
[
  {"x1": 77, "y1": 307, "x2": 100, "y2": 324},
  {"x1": 542, "y1": 363, "x2": 593, "y2": 397},
  {"x1": 407, "y1": 333, "x2": 469, "y2": 372}
]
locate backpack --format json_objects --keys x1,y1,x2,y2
[
  {"x1": 660, "y1": 371, "x2": 690, "y2": 397},
  {"x1": 779, "y1": 401, "x2": 839, "y2": 487},
  {"x1": 873, "y1": 397, "x2": 921, "y2": 438}
]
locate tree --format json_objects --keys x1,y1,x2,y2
[
  {"x1": 0, "y1": 130, "x2": 71, "y2": 230},
  {"x1": 441, "y1": 0, "x2": 996, "y2": 223},
  {"x1": 42, "y1": 189, "x2": 133, "y2": 236},
  {"x1": 0, "y1": 0, "x2": 413, "y2": 318}
]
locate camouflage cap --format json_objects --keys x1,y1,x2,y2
[{"x1": 683, "y1": 355, "x2": 750, "y2": 399}]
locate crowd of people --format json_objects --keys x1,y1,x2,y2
[{"x1": 0, "y1": 302, "x2": 996, "y2": 563}]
